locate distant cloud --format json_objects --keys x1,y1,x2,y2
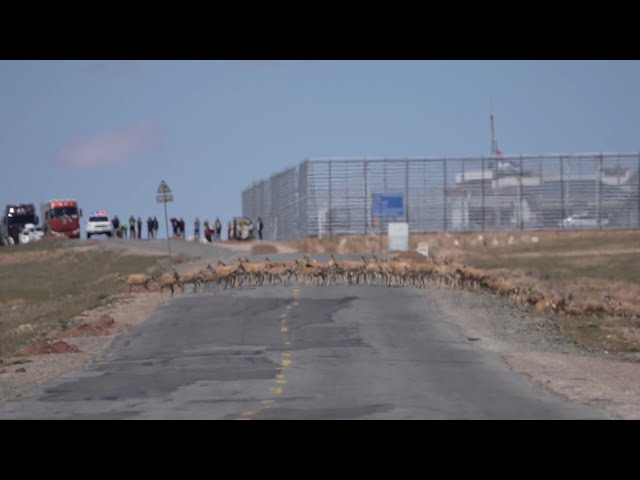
[
  {"x1": 53, "y1": 120, "x2": 164, "y2": 169},
  {"x1": 85, "y1": 60, "x2": 139, "y2": 76}
]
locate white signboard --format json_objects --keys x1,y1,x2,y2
[
  {"x1": 388, "y1": 222, "x2": 409, "y2": 252},
  {"x1": 156, "y1": 194, "x2": 174, "y2": 203},
  {"x1": 417, "y1": 242, "x2": 429, "y2": 258}
]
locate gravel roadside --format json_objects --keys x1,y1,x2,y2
[{"x1": 427, "y1": 286, "x2": 640, "y2": 419}]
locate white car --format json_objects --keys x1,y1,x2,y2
[
  {"x1": 19, "y1": 223, "x2": 45, "y2": 244},
  {"x1": 86, "y1": 211, "x2": 114, "y2": 238},
  {"x1": 559, "y1": 213, "x2": 609, "y2": 229}
]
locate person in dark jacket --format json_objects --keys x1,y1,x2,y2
[
  {"x1": 215, "y1": 218, "x2": 222, "y2": 240},
  {"x1": 129, "y1": 215, "x2": 136, "y2": 239},
  {"x1": 179, "y1": 218, "x2": 186, "y2": 239},
  {"x1": 194, "y1": 217, "x2": 201, "y2": 241},
  {"x1": 257, "y1": 217, "x2": 264, "y2": 240}
]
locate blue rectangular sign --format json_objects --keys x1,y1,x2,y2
[{"x1": 372, "y1": 193, "x2": 404, "y2": 218}]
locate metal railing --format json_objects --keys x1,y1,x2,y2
[{"x1": 242, "y1": 154, "x2": 640, "y2": 241}]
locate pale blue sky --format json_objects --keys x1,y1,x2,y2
[{"x1": 1, "y1": 60, "x2": 639, "y2": 238}]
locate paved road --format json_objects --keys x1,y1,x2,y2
[
  {"x1": 97, "y1": 237, "x2": 234, "y2": 260},
  {"x1": 0, "y1": 285, "x2": 605, "y2": 419}
]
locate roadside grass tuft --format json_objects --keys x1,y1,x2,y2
[{"x1": 0, "y1": 242, "x2": 165, "y2": 358}]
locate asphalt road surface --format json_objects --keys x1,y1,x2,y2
[{"x1": 0, "y1": 284, "x2": 605, "y2": 419}]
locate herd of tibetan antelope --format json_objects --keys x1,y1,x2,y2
[{"x1": 116, "y1": 254, "x2": 640, "y2": 321}]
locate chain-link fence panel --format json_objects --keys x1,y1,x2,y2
[{"x1": 242, "y1": 154, "x2": 640, "y2": 241}]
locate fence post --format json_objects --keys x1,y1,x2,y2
[
  {"x1": 539, "y1": 157, "x2": 543, "y2": 227},
  {"x1": 481, "y1": 156, "x2": 485, "y2": 231},
  {"x1": 328, "y1": 161, "x2": 332, "y2": 238},
  {"x1": 520, "y1": 154, "x2": 524, "y2": 231},
  {"x1": 443, "y1": 158, "x2": 448, "y2": 232},
  {"x1": 405, "y1": 159, "x2": 410, "y2": 225},
  {"x1": 560, "y1": 156, "x2": 565, "y2": 231},
  {"x1": 364, "y1": 160, "x2": 368, "y2": 235},
  {"x1": 598, "y1": 153, "x2": 603, "y2": 229}
]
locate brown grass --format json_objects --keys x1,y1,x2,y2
[
  {"x1": 20, "y1": 340, "x2": 81, "y2": 355},
  {"x1": 392, "y1": 251, "x2": 431, "y2": 264},
  {"x1": 57, "y1": 314, "x2": 124, "y2": 338},
  {"x1": 287, "y1": 235, "x2": 388, "y2": 254},
  {"x1": 447, "y1": 232, "x2": 640, "y2": 357},
  {"x1": 252, "y1": 244, "x2": 279, "y2": 254},
  {"x1": 0, "y1": 241, "x2": 164, "y2": 358}
]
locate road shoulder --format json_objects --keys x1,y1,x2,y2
[{"x1": 427, "y1": 287, "x2": 640, "y2": 419}]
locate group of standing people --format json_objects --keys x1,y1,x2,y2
[
  {"x1": 244, "y1": 217, "x2": 264, "y2": 240},
  {"x1": 195, "y1": 216, "x2": 263, "y2": 241},
  {"x1": 199, "y1": 217, "x2": 222, "y2": 242},
  {"x1": 170, "y1": 217, "x2": 186, "y2": 239},
  {"x1": 111, "y1": 215, "x2": 158, "y2": 239},
  {"x1": 110, "y1": 214, "x2": 264, "y2": 242}
]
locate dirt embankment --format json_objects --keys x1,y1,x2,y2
[{"x1": 0, "y1": 292, "x2": 169, "y2": 403}]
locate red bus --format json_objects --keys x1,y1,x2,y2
[{"x1": 41, "y1": 199, "x2": 82, "y2": 239}]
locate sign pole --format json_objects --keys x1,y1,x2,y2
[
  {"x1": 164, "y1": 199, "x2": 171, "y2": 261},
  {"x1": 156, "y1": 180, "x2": 174, "y2": 264}
]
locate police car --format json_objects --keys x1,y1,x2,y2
[{"x1": 86, "y1": 211, "x2": 114, "y2": 238}]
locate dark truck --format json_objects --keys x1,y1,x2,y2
[{"x1": 1, "y1": 203, "x2": 38, "y2": 246}]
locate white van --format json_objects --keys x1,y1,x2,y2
[{"x1": 86, "y1": 211, "x2": 114, "y2": 238}]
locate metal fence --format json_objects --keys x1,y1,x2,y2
[{"x1": 242, "y1": 154, "x2": 640, "y2": 241}]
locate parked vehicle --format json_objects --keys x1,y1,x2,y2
[
  {"x1": 1, "y1": 203, "x2": 38, "y2": 246},
  {"x1": 559, "y1": 213, "x2": 609, "y2": 229},
  {"x1": 18, "y1": 223, "x2": 45, "y2": 244},
  {"x1": 232, "y1": 217, "x2": 254, "y2": 240},
  {"x1": 41, "y1": 199, "x2": 82, "y2": 238},
  {"x1": 86, "y1": 211, "x2": 114, "y2": 238}
]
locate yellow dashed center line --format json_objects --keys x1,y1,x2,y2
[{"x1": 242, "y1": 287, "x2": 298, "y2": 419}]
